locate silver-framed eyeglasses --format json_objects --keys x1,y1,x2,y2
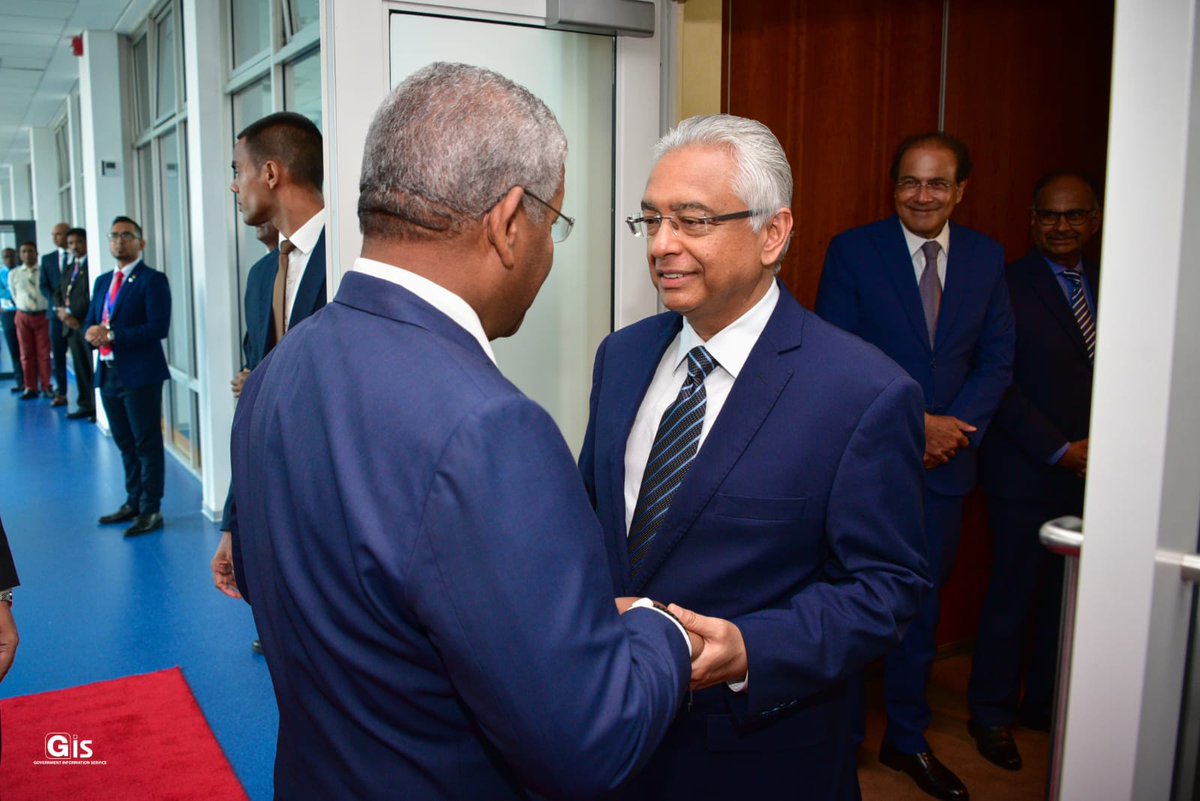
[
  {"x1": 524, "y1": 189, "x2": 575, "y2": 244},
  {"x1": 107, "y1": 231, "x2": 140, "y2": 242},
  {"x1": 624, "y1": 210, "x2": 759, "y2": 239},
  {"x1": 1033, "y1": 208, "x2": 1096, "y2": 227},
  {"x1": 894, "y1": 178, "x2": 957, "y2": 197}
]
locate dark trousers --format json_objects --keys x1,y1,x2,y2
[
  {"x1": 100, "y1": 364, "x2": 164, "y2": 515},
  {"x1": 0, "y1": 311, "x2": 19, "y2": 387},
  {"x1": 48, "y1": 315, "x2": 67, "y2": 394},
  {"x1": 966, "y1": 494, "x2": 1075, "y2": 727},
  {"x1": 882, "y1": 489, "x2": 965, "y2": 754},
  {"x1": 64, "y1": 329, "x2": 94, "y2": 413}
]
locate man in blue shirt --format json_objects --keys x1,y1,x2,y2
[{"x1": 0, "y1": 248, "x2": 22, "y2": 393}]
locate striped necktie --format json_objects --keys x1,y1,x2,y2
[
  {"x1": 628, "y1": 346, "x2": 718, "y2": 580},
  {"x1": 1063, "y1": 269, "x2": 1095, "y2": 361}
]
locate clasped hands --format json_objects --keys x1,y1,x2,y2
[
  {"x1": 923, "y1": 412, "x2": 976, "y2": 469},
  {"x1": 616, "y1": 597, "x2": 748, "y2": 691}
]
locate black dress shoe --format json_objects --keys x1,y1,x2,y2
[
  {"x1": 124, "y1": 513, "x2": 164, "y2": 537},
  {"x1": 251, "y1": 639, "x2": 263, "y2": 654},
  {"x1": 968, "y1": 721, "x2": 1022, "y2": 770},
  {"x1": 98, "y1": 504, "x2": 138, "y2": 525},
  {"x1": 19, "y1": 390, "x2": 38, "y2": 400},
  {"x1": 9, "y1": 385, "x2": 25, "y2": 394},
  {"x1": 66, "y1": 409, "x2": 95, "y2": 420},
  {"x1": 879, "y1": 742, "x2": 969, "y2": 801}
]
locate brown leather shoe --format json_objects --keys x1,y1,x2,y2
[
  {"x1": 968, "y1": 721, "x2": 1023, "y2": 770},
  {"x1": 879, "y1": 742, "x2": 969, "y2": 800},
  {"x1": 51, "y1": 394, "x2": 67, "y2": 406}
]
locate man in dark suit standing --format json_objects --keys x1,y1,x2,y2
[
  {"x1": 580, "y1": 115, "x2": 930, "y2": 801},
  {"x1": 57, "y1": 228, "x2": 95, "y2": 421},
  {"x1": 967, "y1": 173, "x2": 1101, "y2": 769},
  {"x1": 817, "y1": 133, "x2": 1015, "y2": 801},
  {"x1": 229, "y1": 63, "x2": 699, "y2": 800},
  {"x1": 212, "y1": 112, "x2": 327, "y2": 615},
  {"x1": 84, "y1": 217, "x2": 171, "y2": 538},
  {"x1": 39, "y1": 221, "x2": 71, "y2": 406}
]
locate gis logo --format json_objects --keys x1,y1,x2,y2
[{"x1": 44, "y1": 732, "x2": 94, "y2": 760}]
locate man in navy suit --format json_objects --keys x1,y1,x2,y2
[
  {"x1": 968, "y1": 173, "x2": 1101, "y2": 769},
  {"x1": 229, "y1": 63, "x2": 699, "y2": 800},
  {"x1": 39, "y1": 222, "x2": 71, "y2": 406},
  {"x1": 817, "y1": 132, "x2": 1014, "y2": 801},
  {"x1": 580, "y1": 115, "x2": 930, "y2": 801},
  {"x1": 211, "y1": 112, "x2": 328, "y2": 632},
  {"x1": 58, "y1": 228, "x2": 95, "y2": 421},
  {"x1": 84, "y1": 216, "x2": 171, "y2": 538}
]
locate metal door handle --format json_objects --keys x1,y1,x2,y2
[
  {"x1": 1182, "y1": 553, "x2": 1200, "y2": 584},
  {"x1": 1040, "y1": 516, "x2": 1084, "y2": 558}
]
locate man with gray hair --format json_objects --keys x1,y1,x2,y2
[
  {"x1": 579, "y1": 114, "x2": 930, "y2": 799},
  {"x1": 229, "y1": 62, "x2": 698, "y2": 800}
]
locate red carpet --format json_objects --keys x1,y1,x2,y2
[{"x1": 0, "y1": 668, "x2": 249, "y2": 801}]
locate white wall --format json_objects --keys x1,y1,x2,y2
[
  {"x1": 10, "y1": 163, "x2": 32, "y2": 220},
  {"x1": 28, "y1": 127, "x2": 60, "y2": 249},
  {"x1": 79, "y1": 30, "x2": 130, "y2": 255}
]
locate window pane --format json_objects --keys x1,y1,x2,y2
[
  {"x1": 133, "y1": 34, "x2": 150, "y2": 132},
  {"x1": 283, "y1": 48, "x2": 321, "y2": 130},
  {"x1": 55, "y1": 124, "x2": 70, "y2": 187},
  {"x1": 155, "y1": 9, "x2": 178, "y2": 118},
  {"x1": 231, "y1": 0, "x2": 270, "y2": 68},
  {"x1": 136, "y1": 145, "x2": 157, "y2": 252},
  {"x1": 159, "y1": 127, "x2": 193, "y2": 377},
  {"x1": 288, "y1": 0, "x2": 319, "y2": 36},
  {"x1": 232, "y1": 77, "x2": 274, "y2": 351},
  {"x1": 168, "y1": 379, "x2": 194, "y2": 461}
]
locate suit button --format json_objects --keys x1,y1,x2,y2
[{"x1": 930, "y1": 358, "x2": 937, "y2": 368}]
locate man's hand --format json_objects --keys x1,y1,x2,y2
[
  {"x1": 1057, "y1": 439, "x2": 1089, "y2": 478},
  {"x1": 56, "y1": 307, "x2": 70, "y2": 323},
  {"x1": 923, "y1": 413, "x2": 976, "y2": 469},
  {"x1": 618, "y1": 598, "x2": 704, "y2": 659},
  {"x1": 84, "y1": 325, "x2": 109, "y2": 348},
  {"x1": 0, "y1": 599, "x2": 17, "y2": 684},
  {"x1": 211, "y1": 530, "x2": 242, "y2": 600},
  {"x1": 65, "y1": 315, "x2": 81, "y2": 330},
  {"x1": 667, "y1": 604, "x2": 747, "y2": 689},
  {"x1": 231, "y1": 369, "x2": 251, "y2": 399}
]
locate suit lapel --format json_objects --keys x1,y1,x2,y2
[
  {"x1": 110, "y1": 262, "x2": 145, "y2": 320},
  {"x1": 1027, "y1": 253, "x2": 1091, "y2": 361},
  {"x1": 629, "y1": 284, "x2": 801, "y2": 594},
  {"x1": 935, "y1": 223, "x2": 972, "y2": 347},
  {"x1": 288, "y1": 228, "x2": 327, "y2": 328},
  {"x1": 873, "y1": 217, "x2": 931, "y2": 349}
]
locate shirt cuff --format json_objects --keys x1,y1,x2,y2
[
  {"x1": 727, "y1": 672, "x2": 748, "y2": 693},
  {"x1": 1048, "y1": 442, "x2": 1070, "y2": 465},
  {"x1": 631, "y1": 597, "x2": 692, "y2": 658}
]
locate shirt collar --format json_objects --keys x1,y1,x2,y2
[
  {"x1": 900, "y1": 220, "x2": 951, "y2": 258},
  {"x1": 674, "y1": 280, "x2": 779, "y2": 380},
  {"x1": 114, "y1": 258, "x2": 142, "y2": 277},
  {"x1": 280, "y1": 209, "x2": 326, "y2": 255},
  {"x1": 351, "y1": 257, "x2": 496, "y2": 364},
  {"x1": 1042, "y1": 253, "x2": 1084, "y2": 276}
]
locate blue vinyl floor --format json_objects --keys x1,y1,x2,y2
[{"x1": 0, "y1": 357, "x2": 276, "y2": 800}]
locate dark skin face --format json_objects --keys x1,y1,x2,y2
[
  {"x1": 51, "y1": 223, "x2": 69, "y2": 249},
  {"x1": 18, "y1": 244, "x2": 37, "y2": 267},
  {"x1": 1, "y1": 249, "x2": 14, "y2": 268},
  {"x1": 67, "y1": 234, "x2": 87, "y2": 260},
  {"x1": 1031, "y1": 176, "x2": 1101, "y2": 267}
]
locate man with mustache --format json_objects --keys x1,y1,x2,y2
[
  {"x1": 969, "y1": 173, "x2": 1101, "y2": 771},
  {"x1": 817, "y1": 132, "x2": 1015, "y2": 801}
]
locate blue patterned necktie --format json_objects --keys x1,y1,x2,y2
[
  {"x1": 628, "y1": 346, "x2": 718, "y2": 580},
  {"x1": 1063, "y1": 268, "x2": 1096, "y2": 361}
]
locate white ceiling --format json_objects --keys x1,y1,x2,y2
[{"x1": 0, "y1": 0, "x2": 153, "y2": 168}]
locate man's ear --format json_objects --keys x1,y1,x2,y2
[
  {"x1": 759, "y1": 207, "x2": 794, "y2": 268},
  {"x1": 261, "y1": 159, "x2": 282, "y2": 190},
  {"x1": 485, "y1": 186, "x2": 525, "y2": 270}
]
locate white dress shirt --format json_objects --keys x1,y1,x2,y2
[
  {"x1": 901, "y1": 220, "x2": 951, "y2": 288},
  {"x1": 279, "y1": 209, "x2": 326, "y2": 328},
  {"x1": 623, "y1": 280, "x2": 780, "y2": 535}
]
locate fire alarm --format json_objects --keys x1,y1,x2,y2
[{"x1": 71, "y1": 35, "x2": 84, "y2": 57}]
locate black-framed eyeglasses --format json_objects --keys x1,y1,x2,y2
[
  {"x1": 624, "y1": 210, "x2": 758, "y2": 239},
  {"x1": 107, "y1": 232, "x2": 140, "y2": 242},
  {"x1": 523, "y1": 190, "x2": 575, "y2": 244},
  {"x1": 895, "y1": 178, "x2": 957, "y2": 197},
  {"x1": 1033, "y1": 208, "x2": 1096, "y2": 227}
]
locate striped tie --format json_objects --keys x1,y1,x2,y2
[
  {"x1": 1063, "y1": 269, "x2": 1095, "y2": 361},
  {"x1": 628, "y1": 346, "x2": 718, "y2": 580}
]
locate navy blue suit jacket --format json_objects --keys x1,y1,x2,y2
[
  {"x1": 40, "y1": 250, "x2": 67, "y2": 318},
  {"x1": 816, "y1": 216, "x2": 1015, "y2": 496},
  {"x1": 579, "y1": 284, "x2": 930, "y2": 797},
  {"x1": 241, "y1": 228, "x2": 327, "y2": 369},
  {"x1": 0, "y1": 516, "x2": 17, "y2": 589},
  {"x1": 229, "y1": 272, "x2": 690, "y2": 801},
  {"x1": 83, "y1": 262, "x2": 171, "y2": 390},
  {"x1": 979, "y1": 251, "x2": 1097, "y2": 502}
]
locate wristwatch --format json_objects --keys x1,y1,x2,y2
[
  {"x1": 106, "y1": 326, "x2": 115, "y2": 342},
  {"x1": 0, "y1": 588, "x2": 12, "y2": 606}
]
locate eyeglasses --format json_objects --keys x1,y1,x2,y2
[
  {"x1": 895, "y1": 178, "x2": 957, "y2": 197},
  {"x1": 107, "y1": 232, "x2": 140, "y2": 242},
  {"x1": 624, "y1": 210, "x2": 758, "y2": 239},
  {"x1": 523, "y1": 190, "x2": 575, "y2": 244},
  {"x1": 1033, "y1": 208, "x2": 1096, "y2": 227}
]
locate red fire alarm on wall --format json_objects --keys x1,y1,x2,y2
[{"x1": 71, "y1": 35, "x2": 84, "y2": 57}]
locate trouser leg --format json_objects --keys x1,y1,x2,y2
[
  {"x1": 123, "y1": 381, "x2": 165, "y2": 515},
  {"x1": 66, "y1": 331, "x2": 94, "y2": 412}
]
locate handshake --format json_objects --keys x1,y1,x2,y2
[{"x1": 616, "y1": 597, "x2": 749, "y2": 691}]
